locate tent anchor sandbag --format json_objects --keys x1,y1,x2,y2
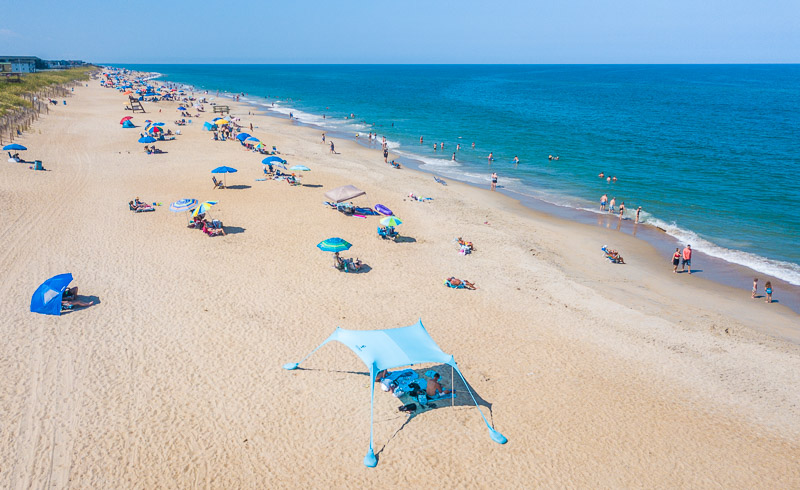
[{"x1": 283, "y1": 319, "x2": 507, "y2": 467}]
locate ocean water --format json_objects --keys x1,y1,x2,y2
[{"x1": 114, "y1": 64, "x2": 800, "y2": 286}]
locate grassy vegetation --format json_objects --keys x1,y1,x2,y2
[{"x1": 0, "y1": 66, "x2": 95, "y2": 117}]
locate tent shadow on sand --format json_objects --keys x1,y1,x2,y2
[{"x1": 374, "y1": 363, "x2": 496, "y2": 460}]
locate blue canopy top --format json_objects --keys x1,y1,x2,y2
[
  {"x1": 3, "y1": 143, "x2": 27, "y2": 151},
  {"x1": 236, "y1": 133, "x2": 251, "y2": 141},
  {"x1": 324, "y1": 321, "x2": 454, "y2": 372},
  {"x1": 212, "y1": 166, "x2": 238, "y2": 174}
]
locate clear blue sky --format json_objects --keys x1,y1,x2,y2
[{"x1": 2, "y1": 0, "x2": 798, "y2": 63}]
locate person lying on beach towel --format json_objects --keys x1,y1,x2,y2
[
  {"x1": 202, "y1": 220, "x2": 226, "y2": 236},
  {"x1": 408, "y1": 193, "x2": 433, "y2": 202},
  {"x1": 445, "y1": 277, "x2": 477, "y2": 289},
  {"x1": 129, "y1": 198, "x2": 155, "y2": 212}
]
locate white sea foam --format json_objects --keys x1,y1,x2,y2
[
  {"x1": 642, "y1": 216, "x2": 800, "y2": 285},
  {"x1": 218, "y1": 85, "x2": 800, "y2": 287}
]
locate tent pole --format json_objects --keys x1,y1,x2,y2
[
  {"x1": 364, "y1": 365, "x2": 378, "y2": 467},
  {"x1": 452, "y1": 364, "x2": 507, "y2": 445}
]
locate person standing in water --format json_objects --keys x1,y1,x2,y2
[
  {"x1": 600, "y1": 194, "x2": 608, "y2": 211},
  {"x1": 433, "y1": 143, "x2": 437, "y2": 151},
  {"x1": 513, "y1": 155, "x2": 519, "y2": 166},
  {"x1": 636, "y1": 206, "x2": 642, "y2": 223},
  {"x1": 452, "y1": 152, "x2": 456, "y2": 161},
  {"x1": 472, "y1": 142, "x2": 475, "y2": 149},
  {"x1": 488, "y1": 152, "x2": 493, "y2": 163},
  {"x1": 619, "y1": 202, "x2": 625, "y2": 218},
  {"x1": 420, "y1": 136, "x2": 423, "y2": 144},
  {"x1": 609, "y1": 197, "x2": 616, "y2": 213},
  {"x1": 491, "y1": 172, "x2": 498, "y2": 190}
]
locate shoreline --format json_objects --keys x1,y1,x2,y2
[
  {"x1": 2, "y1": 73, "x2": 799, "y2": 487},
  {"x1": 214, "y1": 84, "x2": 800, "y2": 315}
]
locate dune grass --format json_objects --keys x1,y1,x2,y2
[{"x1": 0, "y1": 66, "x2": 95, "y2": 117}]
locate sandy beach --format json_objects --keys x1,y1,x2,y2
[{"x1": 1, "y1": 79, "x2": 799, "y2": 488}]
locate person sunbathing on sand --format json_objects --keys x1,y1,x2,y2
[
  {"x1": 63, "y1": 298, "x2": 94, "y2": 308},
  {"x1": 448, "y1": 277, "x2": 477, "y2": 289}
]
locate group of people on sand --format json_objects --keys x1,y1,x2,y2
[
  {"x1": 751, "y1": 278, "x2": 774, "y2": 303},
  {"x1": 190, "y1": 213, "x2": 226, "y2": 236},
  {"x1": 333, "y1": 251, "x2": 362, "y2": 272},
  {"x1": 670, "y1": 245, "x2": 692, "y2": 274}
]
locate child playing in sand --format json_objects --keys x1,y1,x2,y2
[
  {"x1": 764, "y1": 281, "x2": 773, "y2": 303},
  {"x1": 752, "y1": 278, "x2": 758, "y2": 298}
]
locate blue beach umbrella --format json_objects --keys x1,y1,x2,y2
[
  {"x1": 244, "y1": 137, "x2": 260, "y2": 144},
  {"x1": 138, "y1": 136, "x2": 156, "y2": 143},
  {"x1": 317, "y1": 237, "x2": 352, "y2": 253},
  {"x1": 262, "y1": 156, "x2": 285, "y2": 165},
  {"x1": 212, "y1": 166, "x2": 238, "y2": 187},
  {"x1": 236, "y1": 133, "x2": 251, "y2": 141},
  {"x1": 177, "y1": 106, "x2": 186, "y2": 111},
  {"x1": 290, "y1": 165, "x2": 310, "y2": 171},
  {"x1": 169, "y1": 198, "x2": 199, "y2": 212},
  {"x1": 3, "y1": 143, "x2": 27, "y2": 151},
  {"x1": 30, "y1": 273, "x2": 73, "y2": 316}
]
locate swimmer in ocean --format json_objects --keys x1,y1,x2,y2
[
  {"x1": 513, "y1": 156, "x2": 519, "y2": 165},
  {"x1": 488, "y1": 152, "x2": 493, "y2": 163}
]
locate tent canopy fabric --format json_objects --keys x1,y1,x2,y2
[
  {"x1": 30, "y1": 273, "x2": 73, "y2": 316},
  {"x1": 283, "y1": 319, "x2": 506, "y2": 467},
  {"x1": 324, "y1": 185, "x2": 366, "y2": 203},
  {"x1": 323, "y1": 323, "x2": 455, "y2": 373}
]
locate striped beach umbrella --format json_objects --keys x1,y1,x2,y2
[
  {"x1": 380, "y1": 216, "x2": 403, "y2": 227},
  {"x1": 317, "y1": 237, "x2": 352, "y2": 253},
  {"x1": 169, "y1": 199, "x2": 199, "y2": 212},
  {"x1": 192, "y1": 200, "x2": 218, "y2": 217}
]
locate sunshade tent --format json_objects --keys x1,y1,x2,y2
[
  {"x1": 138, "y1": 136, "x2": 156, "y2": 143},
  {"x1": 236, "y1": 133, "x2": 251, "y2": 141},
  {"x1": 30, "y1": 273, "x2": 73, "y2": 316},
  {"x1": 284, "y1": 319, "x2": 507, "y2": 467},
  {"x1": 324, "y1": 185, "x2": 366, "y2": 203}
]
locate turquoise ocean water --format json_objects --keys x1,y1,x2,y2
[{"x1": 113, "y1": 64, "x2": 800, "y2": 293}]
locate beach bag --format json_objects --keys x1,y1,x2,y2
[
  {"x1": 398, "y1": 403, "x2": 417, "y2": 413},
  {"x1": 415, "y1": 392, "x2": 428, "y2": 407}
]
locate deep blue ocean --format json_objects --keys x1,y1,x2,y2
[{"x1": 114, "y1": 64, "x2": 800, "y2": 286}]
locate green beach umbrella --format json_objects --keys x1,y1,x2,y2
[{"x1": 380, "y1": 216, "x2": 402, "y2": 227}]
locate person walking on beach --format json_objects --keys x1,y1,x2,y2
[
  {"x1": 600, "y1": 194, "x2": 608, "y2": 211},
  {"x1": 322, "y1": 133, "x2": 325, "y2": 143},
  {"x1": 491, "y1": 172, "x2": 498, "y2": 191},
  {"x1": 671, "y1": 248, "x2": 681, "y2": 273},
  {"x1": 609, "y1": 197, "x2": 616, "y2": 213},
  {"x1": 681, "y1": 245, "x2": 692, "y2": 274},
  {"x1": 384, "y1": 147, "x2": 389, "y2": 163},
  {"x1": 330, "y1": 141, "x2": 335, "y2": 154},
  {"x1": 752, "y1": 278, "x2": 758, "y2": 298},
  {"x1": 764, "y1": 281, "x2": 773, "y2": 303}
]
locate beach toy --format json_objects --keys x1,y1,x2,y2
[{"x1": 375, "y1": 204, "x2": 392, "y2": 216}]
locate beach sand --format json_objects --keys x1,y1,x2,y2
[{"x1": 1, "y1": 80, "x2": 799, "y2": 488}]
